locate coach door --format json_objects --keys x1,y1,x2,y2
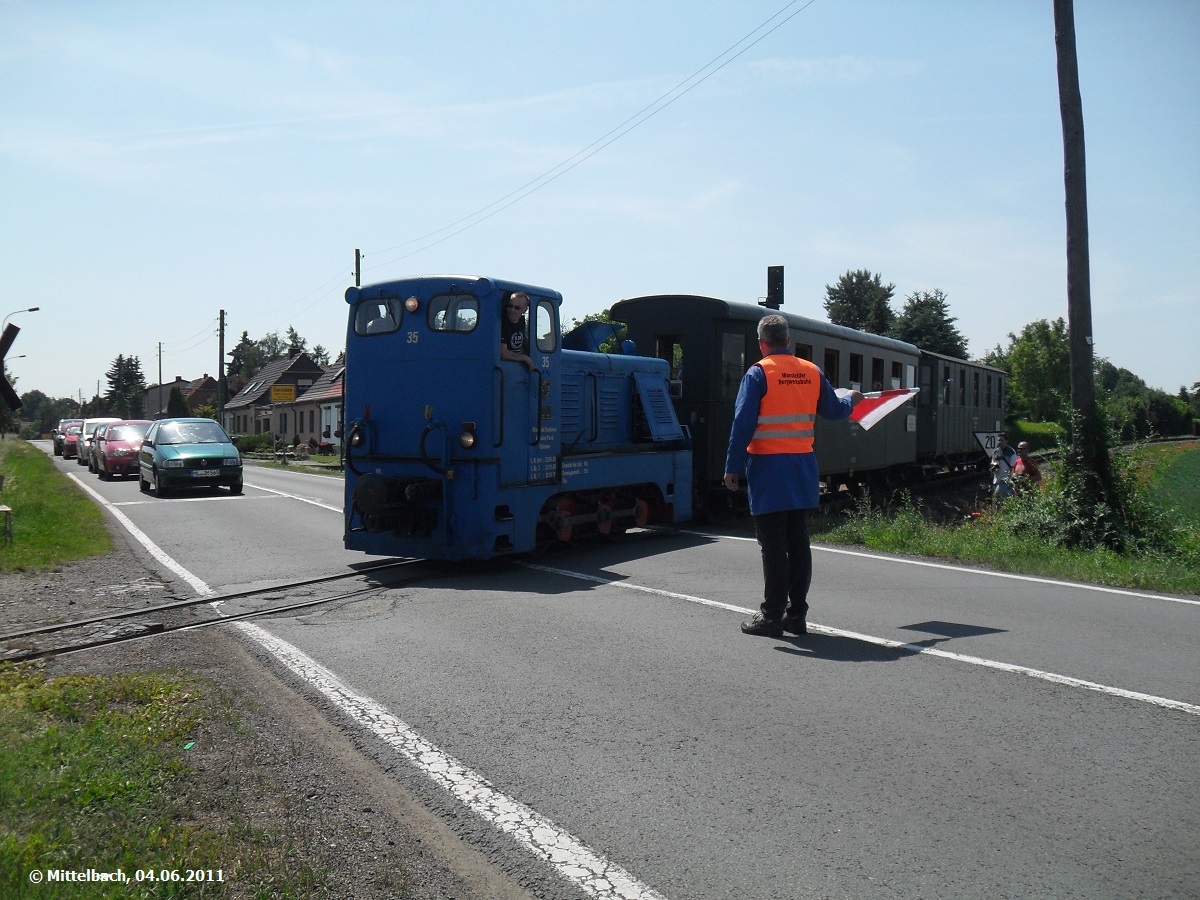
[{"x1": 498, "y1": 295, "x2": 560, "y2": 486}]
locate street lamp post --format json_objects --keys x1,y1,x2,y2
[{"x1": 1, "y1": 306, "x2": 40, "y2": 332}]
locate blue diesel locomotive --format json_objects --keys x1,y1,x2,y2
[{"x1": 342, "y1": 275, "x2": 692, "y2": 560}]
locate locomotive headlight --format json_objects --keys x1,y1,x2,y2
[
  {"x1": 405, "y1": 296, "x2": 420, "y2": 313},
  {"x1": 349, "y1": 428, "x2": 364, "y2": 447},
  {"x1": 459, "y1": 422, "x2": 477, "y2": 449}
]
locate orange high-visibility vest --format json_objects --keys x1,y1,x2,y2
[{"x1": 746, "y1": 354, "x2": 820, "y2": 455}]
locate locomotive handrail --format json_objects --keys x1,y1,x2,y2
[
  {"x1": 419, "y1": 421, "x2": 446, "y2": 475},
  {"x1": 494, "y1": 366, "x2": 505, "y2": 448},
  {"x1": 531, "y1": 369, "x2": 543, "y2": 446},
  {"x1": 344, "y1": 421, "x2": 365, "y2": 476},
  {"x1": 589, "y1": 373, "x2": 599, "y2": 442}
]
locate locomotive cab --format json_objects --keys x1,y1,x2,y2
[{"x1": 342, "y1": 275, "x2": 691, "y2": 561}]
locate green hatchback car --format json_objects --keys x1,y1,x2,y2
[{"x1": 138, "y1": 417, "x2": 243, "y2": 497}]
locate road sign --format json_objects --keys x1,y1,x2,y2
[
  {"x1": 270, "y1": 384, "x2": 296, "y2": 403},
  {"x1": 0, "y1": 324, "x2": 22, "y2": 411},
  {"x1": 974, "y1": 431, "x2": 1002, "y2": 455}
]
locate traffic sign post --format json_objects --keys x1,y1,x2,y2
[{"x1": 1, "y1": 324, "x2": 23, "y2": 411}]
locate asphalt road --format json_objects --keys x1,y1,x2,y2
[{"x1": 51, "y1": 448, "x2": 1200, "y2": 899}]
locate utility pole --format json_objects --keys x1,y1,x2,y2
[
  {"x1": 1054, "y1": 0, "x2": 1121, "y2": 544},
  {"x1": 157, "y1": 342, "x2": 163, "y2": 419},
  {"x1": 355, "y1": 248, "x2": 361, "y2": 287},
  {"x1": 218, "y1": 309, "x2": 226, "y2": 427}
]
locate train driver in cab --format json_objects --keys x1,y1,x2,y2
[{"x1": 500, "y1": 291, "x2": 537, "y2": 372}]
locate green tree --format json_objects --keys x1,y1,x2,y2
[
  {"x1": 227, "y1": 329, "x2": 298, "y2": 379},
  {"x1": 259, "y1": 331, "x2": 286, "y2": 360},
  {"x1": 823, "y1": 270, "x2": 896, "y2": 334},
  {"x1": 310, "y1": 344, "x2": 331, "y2": 367},
  {"x1": 1000, "y1": 318, "x2": 1071, "y2": 423},
  {"x1": 891, "y1": 289, "x2": 967, "y2": 358},
  {"x1": 166, "y1": 386, "x2": 190, "y2": 417},
  {"x1": 226, "y1": 331, "x2": 258, "y2": 378},
  {"x1": 1097, "y1": 359, "x2": 1192, "y2": 439},
  {"x1": 104, "y1": 354, "x2": 148, "y2": 419}
]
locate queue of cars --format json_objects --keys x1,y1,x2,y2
[{"x1": 50, "y1": 416, "x2": 243, "y2": 497}]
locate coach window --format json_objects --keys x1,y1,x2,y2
[
  {"x1": 973, "y1": 371, "x2": 980, "y2": 407},
  {"x1": 795, "y1": 342, "x2": 813, "y2": 361},
  {"x1": 656, "y1": 336, "x2": 684, "y2": 394},
  {"x1": 891, "y1": 361, "x2": 903, "y2": 389},
  {"x1": 849, "y1": 353, "x2": 863, "y2": 391},
  {"x1": 824, "y1": 348, "x2": 841, "y2": 387},
  {"x1": 997, "y1": 378, "x2": 1004, "y2": 412},
  {"x1": 958, "y1": 367, "x2": 966, "y2": 406},
  {"x1": 721, "y1": 333, "x2": 745, "y2": 399},
  {"x1": 872, "y1": 357, "x2": 885, "y2": 391},
  {"x1": 428, "y1": 294, "x2": 479, "y2": 333},
  {"x1": 943, "y1": 364, "x2": 952, "y2": 406},
  {"x1": 355, "y1": 298, "x2": 403, "y2": 335},
  {"x1": 986, "y1": 374, "x2": 993, "y2": 408},
  {"x1": 534, "y1": 298, "x2": 557, "y2": 353}
]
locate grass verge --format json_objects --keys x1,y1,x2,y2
[
  {"x1": 0, "y1": 664, "x2": 339, "y2": 898},
  {"x1": 816, "y1": 440, "x2": 1200, "y2": 596},
  {"x1": 0, "y1": 437, "x2": 112, "y2": 573}
]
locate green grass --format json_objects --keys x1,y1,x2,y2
[
  {"x1": 1142, "y1": 441, "x2": 1200, "y2": 526},
  {"x1": 817, "y1": 440, "x2": 1200, "y2": 596},
  {"x1": 0, "y1": 665, "x2": 341, "y2": 898},
  {"x1": 0, "y1": 437, "x2": 112, "y2": 572}
]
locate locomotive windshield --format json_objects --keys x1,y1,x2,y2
[
  {"x1": 355, "y1": 299, "x2": 403, "y2": 335},
  {"x1": 428, "y1": 294, "x2": 479, "y2": 333}
]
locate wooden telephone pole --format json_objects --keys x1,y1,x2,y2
[{"x1": 1054, "y1": 0, "x2": 1124, "y2": 545}]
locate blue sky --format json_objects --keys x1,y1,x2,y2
[{"x1": 2, "y1": 0, "x2": 1197, "y2": 403}]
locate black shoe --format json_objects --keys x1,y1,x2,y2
[
  {"x1": 740, "y1": 614, "x2": 783, "y2": 637},
  {"x1": 781, "y1": 614, "x2": 808, "y2": 635}
]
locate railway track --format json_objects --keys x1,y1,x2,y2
[{"x1": 0, "y1": 558, "x2": 436, "y2": 664}]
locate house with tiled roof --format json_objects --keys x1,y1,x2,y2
[
  {"x1": 222, "y1": 350, "x2": 325, "y2": 438},
  {"x1": 144, "y1": 376, "x2": 191, "y2": 419},
  {"x1": 292, "y1": 365, "x2": 344, "y2": 450},
  {"x1": 185, "y1": 374, "x2": 218, "y2": 411}
]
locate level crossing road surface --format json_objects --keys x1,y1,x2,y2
[{"x1": 46, "y1": 446, "x2": 1200, "y2": 899}]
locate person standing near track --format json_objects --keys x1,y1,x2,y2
[{"x1": 723, "y1": 314, "x2": 861, "y2": 637}]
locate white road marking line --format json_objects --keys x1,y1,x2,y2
[
  {"x1": 526, "y1": 563, "x2": 1200, "y2": 717},
  {"x1": 686, "y1": 529, "x2": 1200, "y2": 606},
  {"x1": 67, "y1": 473, "x2": 215, "y2": 597},
  {"x1": 112, "y1": 494, "x2": 281, "y2": 507},
  {"x1": 245, "y1": 482, "x2": 341, "y2": 512},
  {"x1": 77, "y1": 477, "x2": 668, "y2": 900},
  {"x1": 238, "y1": 622, "x2": 669, "y2": 900}
]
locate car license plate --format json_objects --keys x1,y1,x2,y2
[{"x1": 192, "y1": 469, "x2": 219, "y2": 477}]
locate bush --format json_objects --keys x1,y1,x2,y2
[
  {"x1": 1008, "y1": 420, "x2": 1064, "y2": 452},
  {"x1": 234, "y1": 432, "x2": 272, "y2": 454}
]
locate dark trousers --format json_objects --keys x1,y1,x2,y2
[{"x1": 753, "y1": 508, "x2": 812, "y2": 621}]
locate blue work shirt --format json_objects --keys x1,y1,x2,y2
[{"x1": 725, "y1": 351, "x2": 854, "y2": 515}]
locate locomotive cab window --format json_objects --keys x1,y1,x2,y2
[
  {"x1": 534, "y1": 298, "x2": 557, "y2": 353},
  {"x1": 355, "y1": 299, "x2": 403, "y2": 335},
  {"x1": 428, "y1": 294, "x2": 479, "y2": 333}
]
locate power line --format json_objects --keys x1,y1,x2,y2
[{"x1": 364, "y1": 0, "x2": 818, "y2": 273}]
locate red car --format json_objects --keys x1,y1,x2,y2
[
  {"x1": 61, "y1": 425, "x2": 83, "y2": 459},
  {"x1": 94, "y1": 420, "x2": 153, "y2": 479}
]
